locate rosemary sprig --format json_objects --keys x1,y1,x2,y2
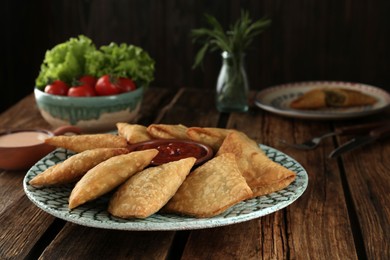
[{"x1": 191, "y1": 10, "x2": 271, "y2": 69}]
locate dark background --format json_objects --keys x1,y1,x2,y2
[{"x1": 2, "y1": 0, "x2": 390, "y2": 113}]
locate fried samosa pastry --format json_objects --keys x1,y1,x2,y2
[
  {"x1": 217, "y1": 131, "x2": 296, "y2": 197},
  {"x1": 186, "y1": 127, "x2": 235, "y2": 151},
  {"x1": 116, "y1": 122, "x2": 152, "y2": 144},
  {"x1": 108, "y1": 157, "x2": 196, "y2": 219},
  {"x1": 163, "y1": 153, "x2": 253, "y2": 218},
  {"x1": 290, "y1": 88, "x2": 377, "y2": 109},
  {"x1": 290, "y1": 89, "x2": 326, "y2": 109},
  {"x1": 29, "y1": 148, "x2": 129, "y2": 187},
  {"x1": 325, "y1": 88, "x2": 377, "y2": 107},
  {"x1": 68, "y1": 149, "x2": 159, "y2": 209},
  {"x1": 146, "y1": 124, "x2": 189, "y2": 139},
  {"x1": 45, "y1": 134, "x2": 128, "y2": 153}
]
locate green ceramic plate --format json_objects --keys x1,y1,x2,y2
[{"x1": 24, "y1": 144, "x2": 308, "y2": 231}]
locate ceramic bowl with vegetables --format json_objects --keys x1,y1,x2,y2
[{"x1": 34, "y1": 35, "x2": 155, "y2": 132}]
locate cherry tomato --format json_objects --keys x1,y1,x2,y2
[
  {"x1": 44, "y1": 80, "x2": 69, "y2": 96},
  {"x1": 68, "y1": 84, "x2": 97, "y2": 97},
  {"x1": 118, "y1": 77, "x2": 136, "y2": 92},
  {"x1": 95, "y1": 75, "x2": 122, "y2": 96},
  {"x1": 79, "y1": 75, "x2": 97, "y2": 87}
]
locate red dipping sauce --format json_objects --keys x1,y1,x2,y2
[{"x1": 129, "y1": 139, "x2": 213, "y2": 165}]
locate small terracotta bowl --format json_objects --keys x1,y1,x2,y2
[
  {"x1": 0, "y1": 125, "x2": 81, "y2": 171},
  {"x1": 128, "y1": 139, "x2": 214, "y2": 166}
]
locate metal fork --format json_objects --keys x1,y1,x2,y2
[
  {"x1": 279, "y1": 121, "x2": 390, "y2": 150},
  {"x1": 280, "y1": 132, "x2": 337, "y2": 150}
]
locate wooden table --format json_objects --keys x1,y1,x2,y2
[{"x1": 1, "y1": 87, "x2": 389, "y2": 259}]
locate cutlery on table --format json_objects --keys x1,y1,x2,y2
[
  {"x1": 329, "y1": 124, "x2": 390, "y2": 158},
  {"x1": 280, "y1": 121, "x2": 390, "y2": 150}
]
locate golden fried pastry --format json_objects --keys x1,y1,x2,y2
[
  {"x1": 29, "y1": 148, "x2": 129, "y2": 187},
  {"x1": 290, "y1": 89, "x2": 326, "y2": 109},
  {"x1": 326, "y1": 88, "x2": 377, "y2": 107},
  {"x1": 290, "y1": 88, "x2": 377, "y2": 109},
  {"x1": 108, "y1": 157, "x2": 196, "y2": 219},
  {"x1": 217, "y1": 131, "x2": 296, "y2": 197},
  {"x1": 68, "y1": 149, "x2": 159, "y2": 209},
  {"x1": 45, "y1": 134, "x2": 128, "y2": 153},
  {"x1": 163, "y1": 153, "x2": 253, "y2": 218},
  {"x1": 116, "y1": 122, "x2": 152, "y2": 144},
  {"x1": 186, "y1": 127, "x2": 235, "y2": 151},
  {"x1": 146, "y1": 124, "x2": 189, "y2": 139}
]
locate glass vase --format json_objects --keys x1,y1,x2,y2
[{"x1": 216, "y1": 51, "x2": 249, "y2": 112}]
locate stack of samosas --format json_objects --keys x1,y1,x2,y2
[{"x1": 29, "y1": 123, "x2": 296, "y2": 219}]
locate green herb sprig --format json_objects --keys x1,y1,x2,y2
[{"x1": 191, "y1": 10, "x2": 271, "y2": 69}]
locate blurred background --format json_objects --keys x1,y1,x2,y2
[{"x1": 2, "y1": 0, "x2": 390, "y2": 112}]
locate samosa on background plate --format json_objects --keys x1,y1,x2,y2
[
  {"x1": 290, "y1": 88, "x2": 377, "y2": 109},
  {"x1": 289, "y1": 89, "x2": 326, "y2": 109}
]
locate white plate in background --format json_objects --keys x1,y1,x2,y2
[{"x1": 255, "y1": 81, "x2": 390, "y2": 119}]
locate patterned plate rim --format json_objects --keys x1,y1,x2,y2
[{"x1": 23, "y1": 144, "x2": 308, "y2": 231}]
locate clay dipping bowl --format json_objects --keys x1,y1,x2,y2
[
  {"x1": 34, "y1": 86, "x2": 144, "y2": 133},
  {"x1": 0, "y1": 126, "x2": 80, "y2": 171},
  {"x1": 128, "y1": 139, "x2": 214, "y2": 166}
]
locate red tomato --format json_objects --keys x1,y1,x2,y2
[
  {"x1": 95, "y1": 75, "x2": 122, "y2": 96},
  {"x1": 44, "y1": 80, "x2": 69, "y2": 96},
  {"x1": 79, "y1": 75, "x2": 97, "y2": 87},
  {"x1": 118, "y1": 77, "x2": 136, "y2": 92},
  {"x1": 68, "y1": 85, "x2": 97, "y2": 97}
]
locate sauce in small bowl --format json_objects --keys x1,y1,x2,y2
[
  {"x1": 0, "y1": 126, "x2": 81, "y2": 171},
  {"x1": 0, "y1": 131, "x2": 51, "y2": 147},
  {"x1": 128, "y1": 139, "x2": 213, "y2": 166}
]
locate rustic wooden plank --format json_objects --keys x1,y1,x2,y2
[
  {"x1": 183, "y1": 212, "x2": 288, "y2": 259},
  {"x1": 341, "y1": 152, "x2": 390, "y2": 259},
  {"x1": 40, "y1": 223, "x2": 175, "y2": 259},
  {"x1": 0, "y1": 196, "x2": 57, "y2": 259},
  {"x1": 0, "y1": 94, "x2": 57, "y2": 260},
  {"x1": 0, "y1": 170, "x2": 28, "y2": 215},
  {"x1": 259, "y1": 113, "x2": 358, "y2": 259},
  {"x1": 0, "y1": 87, "x2": 173, "y2": 259},
  {"x1": 136, "y1": 87, "x2": 176, "y2": 125},
  {"x1": 336, "y1": 120, "x2": 390, "y2": 260},
  {"x1": 181, "y1": 96, "x2": 357, "y2": 259},
  {"x1": 2, "y1": 87, "x2": 387, "y2": 259},
  {"x1": 154, "y1": 88, "x2": 220, "y2": 126},
  {"x1": 0, "y1": 94, "x2": 51, "y2": 130}
]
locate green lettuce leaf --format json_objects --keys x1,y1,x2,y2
[
  {"x1": 35, "y1": 35, "x2": 155, "y2": 89},
  {"x1": 85, "y1": 43, "x2": 155, "y2": 87},
  {"x1": 35, "y1": 35, "x2": 96, "y2": 89}
]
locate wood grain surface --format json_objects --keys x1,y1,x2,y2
[{"x1": 0, "y1": 87, "x2": 389, "y2": 259}]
